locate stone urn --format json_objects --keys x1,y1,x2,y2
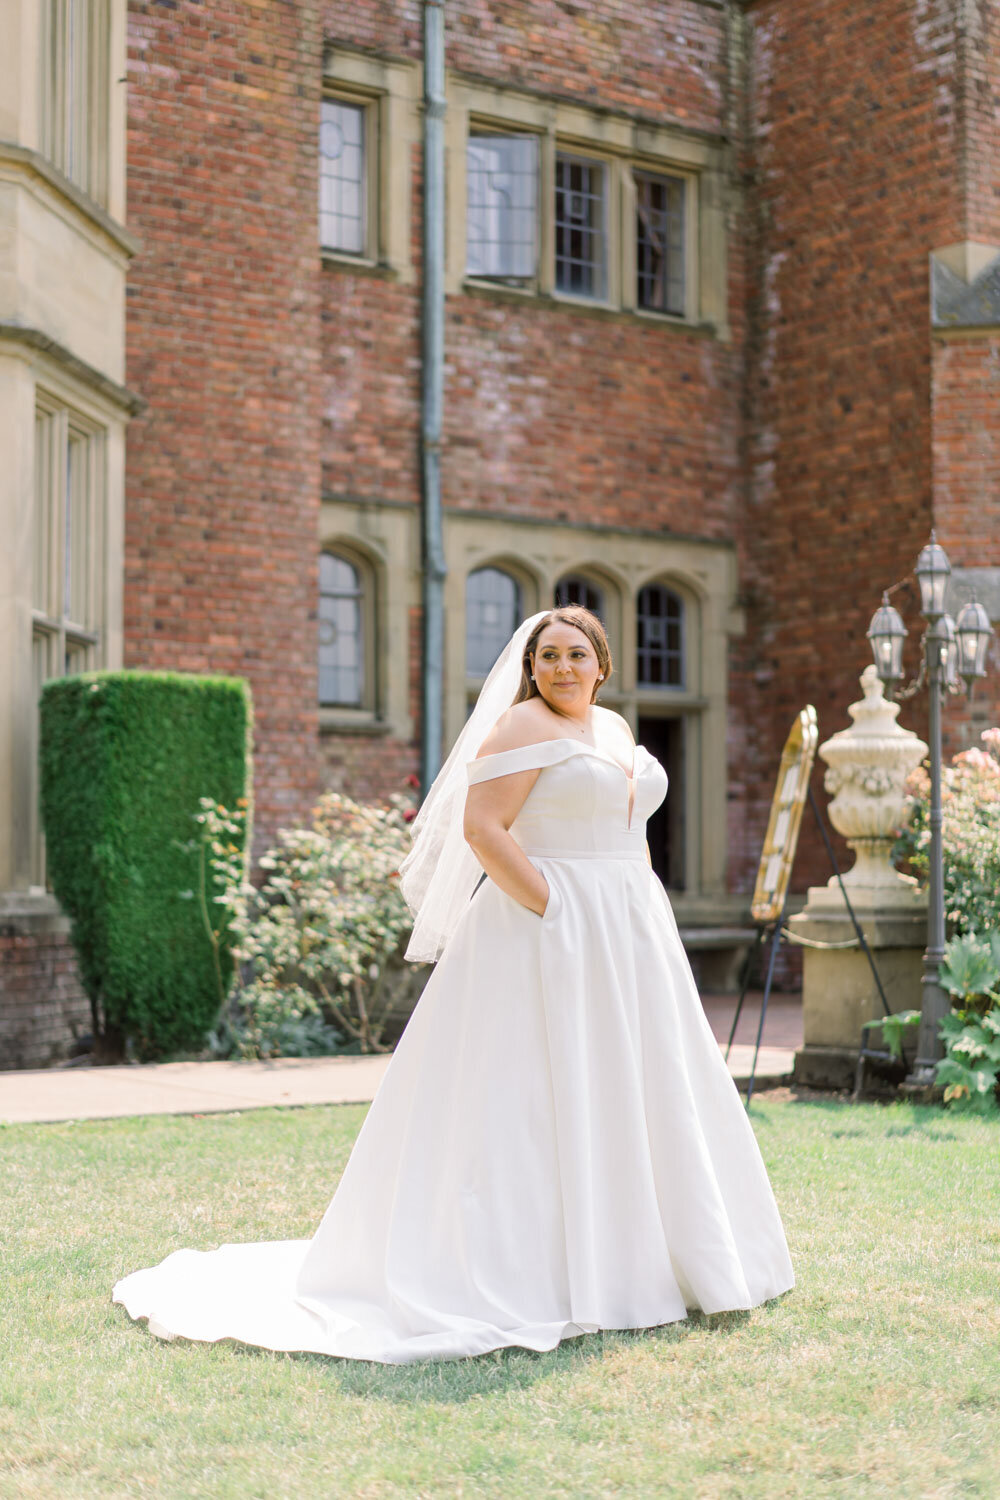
[
  {"x1": 790, "y1": 665, "x2": 930, "y2": 1088},
  {"x1": 816, "y1": 665, "x2": 927, "y2": 907}
]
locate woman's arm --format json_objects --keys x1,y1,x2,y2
[{"x1": 463, "y1": 769, "x2": 550, "y2": 916}]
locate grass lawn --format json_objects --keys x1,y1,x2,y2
[{"x1": 1, "y1": 1094, "x2": 998, "y2": 1499}]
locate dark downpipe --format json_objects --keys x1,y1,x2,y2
[{"x1": 420, "y1": 0, "x2": 448, "y2": 797}]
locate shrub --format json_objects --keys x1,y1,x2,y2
[
  {"x1": 40, "y1": 672, "x2": 252, "y2": 1058},
  {"x1": 895, "y1": 728, "x2": 1000, "y2": 936},
  {"x1": 935, "y1": 932, "x2": 1000, "y2": 1113},
  {"x1": 213, "y1": 789, "x2": 424, "y2": 1057}
]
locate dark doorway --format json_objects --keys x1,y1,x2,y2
[{"x1": 638, "y1": 715, "x2": 685, "y2": 891}]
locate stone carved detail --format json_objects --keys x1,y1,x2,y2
[{"x1": 817, "y1": 665, "x2": 928, "y2": 907}]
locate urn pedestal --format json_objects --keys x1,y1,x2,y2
[{"x1": 791, "y1": 668, "x2": 928, "y2": 1089}]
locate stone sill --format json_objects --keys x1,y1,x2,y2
[
  {"x1": 460, "y1": 277, "x2": 719, "y2": 337},
  {"x1": 318, "y1": 710, "x2": 394, "y2": 737},
  {"x1": 320, "y1": 251, "x2": 400, "y2": 281},
  {"x1": 0, "y1": 891, "x2": 72, "y2": 937},
  {"x1": 0, "y1": 141, "x2": 139, "y2": 258}
]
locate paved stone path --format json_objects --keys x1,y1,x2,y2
[{"x1": 0, "y1": 993, "x2": 802, "y2": 1125}]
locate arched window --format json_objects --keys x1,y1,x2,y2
[
  {"x1": 466, "y1": 566, "x2": 521, "y2": 677},
  {"x1": 554, "y1": 573, "x2": 604, "y2": 618},
  {"x1": 319, "y1": 550, "x2": 366, "y2": 707},
  {"x1": 636, "y1": 583, "x2": 684, "y2": 688}
]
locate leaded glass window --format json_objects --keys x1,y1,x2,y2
[
  {"x1": 40, "y1": 0, "x2": 110, "y2": 206},
  {"x1": 320, "y1": 99, "x2": 366, "y2": 255},
  {"x1": 466, "y1": 567, "x2": 521, "y2": 677},
  {"x1": 319, "y1": 552, "x2": 365, "y2": 706},
  {"x1": 635, "y1": 171, "x2": 686, "y2": 316},
  {"x1": 466, "y1": 134, "x2": 538, "y2": 280},
  {"x1": 31, "y1": 399, "x2": 106, "y2": 886},
  {"x1": 637, "y1": 584, "x2": 684, "y2": 687},
  {"x1": 555, "y1": 155, "x2": 606, "y2": 298},
  {"x1": 554, "y1": 575, "x2": 604, "y2": 618}
]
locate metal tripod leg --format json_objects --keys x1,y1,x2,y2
[
  {"x1": 746, "y1": 898, "x2": 788, "y2": 1107},
  {"x1": 725, "y1": 925, "x2": 765, "y2": 1061}
]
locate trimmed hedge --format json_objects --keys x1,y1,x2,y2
[{"x1": 39, "y1": 671, "x2": 252, "y2": 1057}]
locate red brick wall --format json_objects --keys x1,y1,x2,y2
[
  {"x1": 124, "y1": 1, "x2": 325, "y2": 853},
  {"x1": 933, "y1": 333, "x2": 1000, "y2": 757},
  {"x1": 0, "y1": 932, "x2": 90, "y2": 1071},
  {"x1": 734, "y1": 0, "x2": 965, "y2": 893},
  {"x1": 442, "y1": 303, "x2": 740, "y2": 535},
  {"x1": 322, "y1": 1, "x2": 729, "y2": 133}
]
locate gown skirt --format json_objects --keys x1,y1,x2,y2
[{"x1": 113, "y1": 740, "x2": 795, "y2": 1364}]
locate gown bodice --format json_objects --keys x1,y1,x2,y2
[{"x1": 466, "y1": 739, "x2": 668, "y2": 860}]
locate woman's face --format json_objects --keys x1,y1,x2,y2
[{"x1": 531, "y1": 622, "x2": 601, "y2": 717}]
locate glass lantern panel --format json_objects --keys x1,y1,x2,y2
[
  {"x1": 956, "y1": 602, "x2": 993, "y2": 679},
  {"x1": 916, "y1": 540, "x2": 951, "y2": 618}
]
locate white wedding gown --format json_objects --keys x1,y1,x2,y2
[{"x1": 113, "y1": 740, "x2": 794, "y2": 1362}]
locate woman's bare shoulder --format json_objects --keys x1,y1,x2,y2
[
  {"x1": 594, "y1": 705, "x2": 636, "y2": 744},
  {"x1": 476, "y1": 700, "x2": 562, "y2": 759}
]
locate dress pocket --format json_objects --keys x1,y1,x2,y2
[{"x1": 539, "y1": 866, "x2": 562, "y2": 926}]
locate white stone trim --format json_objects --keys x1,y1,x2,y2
[{"x1": 322, "y1": 50, "x2": 420, "y2": 284}]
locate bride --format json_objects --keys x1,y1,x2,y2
[{"x1": 113, "y1": 606, "x2": 794, "y2": 1363}]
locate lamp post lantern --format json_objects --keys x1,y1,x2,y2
[
  {"x1": 955, "y1": 599, "x2": 993, "y2": 687},
  {"x1": 866, "y1": 594, "x2": 907, "y2": 687},
  {"x1": 914, "y1": 533, "x2": 951, "y2": 619},
  {"x1": 866, "y1": 535, "x2": 994, "y2": 1089}
]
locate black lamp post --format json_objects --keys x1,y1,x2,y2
[{"x1": 866, "y1": 534, "x2": 994, "y2": 1087}]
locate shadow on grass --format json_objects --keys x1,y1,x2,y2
[
  {"x1": 149, "y1": 1306, "x2": 757, "y2": 1405},
  {"x1": 750, "y1": 1089, "x2": 961, "y2": 1139}
]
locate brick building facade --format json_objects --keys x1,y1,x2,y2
[{"x1": 3, "y1": 0, "x2": 999, "y2": 1066}]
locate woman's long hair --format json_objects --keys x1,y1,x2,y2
[{"x1": 512, "y1": 606, "x2": 613, "y2": 709}]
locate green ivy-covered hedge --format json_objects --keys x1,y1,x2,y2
[{"x1": 40, "y1": 671, "x2": 252, "y2": 1058}]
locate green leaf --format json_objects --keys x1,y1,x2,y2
[
  {"x1": 869, "y1": 1010, "x2": 921, "y2": 1061},
  {"x1": 940, "y1": 933, "x2": 1000, "y2": 1001}
]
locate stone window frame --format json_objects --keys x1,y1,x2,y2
[
  {"x1": 319, "y1": 96, "x2": 372, "y2": 260},
  {"x1": 320, "y1": 50, "x2": 419, "y2": 284},
  {"x1": 39, "y1": 0, "x2": 112, "y2": 210},
  {"x1": 553, "y1": 150, "x2": 612, "y2": 303},
  {"x1": 465, "y1": 131, "x2": 540, "y2": 284},
  {"x1": 445, "y1": 77, "x2": 728, "y2": 335},
  {"x1": 462, "y1": 555, "x2": 538, "y2": 708},
  {"x1": 554, "y1": 571, "x2": 605, "y2": 617},
  {"x1": 464, "y1": 563, "x2": 524, "y2": 682},
  {"x1": 636, "y1": 579, "x2": 687, "y2": 690},
  {"x1": 317, "y1": 506, "x2": 414, "y2": 739},
  {"x1": 318, "y1": 545, "x2": 377, "y2": 715},
  {"x1": 29, "y1": 388, "x2": 112, "y2": 890}
]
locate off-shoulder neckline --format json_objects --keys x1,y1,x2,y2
[{"x1": 472, "y1": 736, "x2": 647, "y2": 780}]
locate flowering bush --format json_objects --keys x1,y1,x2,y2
[
  {"x1": 894, "y1": 728, "x2": 1000, "y2": 936},
  {"x1": 894, "y1": 730, "x2": 1000, "y2": 1111},
  {"x1": 206, "y1": 789, "x2": 424, "y2": 1058}
]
